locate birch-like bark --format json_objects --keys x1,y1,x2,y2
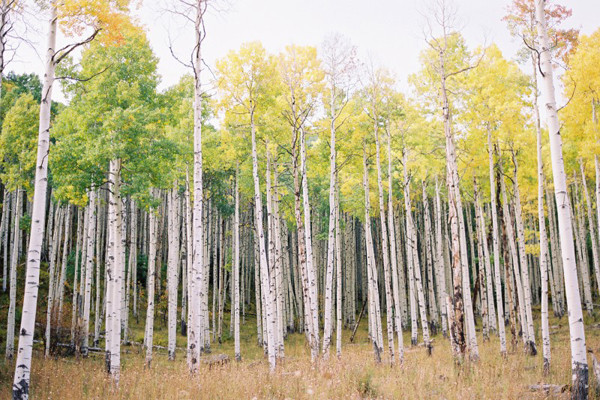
[
  {"x1": 106, "y1": 160, "x2": 124, "y2": 384},
  {"x1": 168, "y1": 185, "x2": 180, "y2": 360},
  {"x1": 144, "y1": 193, "x2": 158, "y2": 368},
  {"x1": 439, "y1": 49, "x2": 467, "y2": 360},
  {"x1": 487, "y1": 129, "x2": 507, "y2": 355},
  {"x1": 363, "y1": 145, "x2": 384, "y2": 362},
  {"x1": 45, "y1": 204, "x2": 61, "y2": 356},
  {"x1": 512, "y1": 155, "x2": 537, "y2": 355},
  {"x1": 374, "y1": 124, "x2": 396, "y2": 363},
  {"x1": 402, "y1": 152, "x2": 431, "y2": 353},
  {"x1": 322, "y1": 100, "x2": 338, "y2": 360},
  {"x1": 93, "y1": 199, "x2": 104, "y2": 346},
  {"x1": 188, "y1": 0, "x2": 206, "y2": 374},
  {"x1": 580, "y1": 160, "x2": 600, "y2": 296},
  {"x1": 536, "y1": 107, "x2": 551, "y2": 375},
  {"x1": 500, "y1": 169, "x2": 528, "y2": 348},
  {"x1": 433, "y1": 177, "x2": 448, "y2": 338},
  {"x1": 388, "y1": 133, "x2": 404, "y2": 362},
  {"x1": 1, "y1": 189, "x2": 9, "y2": 294},
  {"x1": 535, "y1": 1, "x2": 588, "y2": 394},
  {"x1": 57, "y1": 205, "x2": 72, "y2": 319},
  {"x1": 6, "y1": 188, "x2": 20, "y2": 360},
  {"x1": 301, "y1": 128, "x2": 320, "y2": 360},
  {"x1": 12, "y1": 6, "x2": 57, "y2": 396},
  {"x1": 233, "y1": 168, "x2": 241, "y2": 361},
  {"x1": 335, "y1": 185, "x2": 343, "y2": 358},
  {"x1": 250, "y1": 110, "x2": 277, "y2": 371},
  {"x1": 82, "y1": 192, "x2": 96, "y2": 355}
]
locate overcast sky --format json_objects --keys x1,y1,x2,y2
[{"x1": 11, "y1": 0, "x2": 598, "y2": 101}]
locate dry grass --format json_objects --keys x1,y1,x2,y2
[{"x1": 2, "y1": 310, "x2": 600, "y2": 399}]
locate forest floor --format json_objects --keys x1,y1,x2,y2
[{"x1": 2, "y1": 308, "x2": 600, "y2": 399}]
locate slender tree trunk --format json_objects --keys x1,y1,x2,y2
[
  {"x1": 535, "y1": 1, "x2": 588, "y2": 396},
  {"x1": 300, "y1": 128, "x2": 320, "y2": 361},
  {"x1": 580, "y1": 160, "x2": 600, "y2": 296},
  {"x1": 387, "y1": 136, "x2": 405, "y2": 362},
  {"x1": 82, "y1": 192, "x2": 97, "y2": 356},
  {"x1": 536, "y1": 107, "x2": 551, "y2": 375},
  {"x1": 233, "y1": 167, "x2": 241, "y2": 361},
  {"x1": 512, "y1": 155, "x2": 537, "y2": 355},
  {"x1": 374, "y1": 125, "x2": 396, "y2": 363},
  {"x1": 363, "y1": 145, "x2": 383, "y2": 363},
  {"x1": 57, "y1": 206, "x2": 72, "y2": 319},
  {"x1": 188, "y1": 0, "x2": 206, "y2": 374},
  {"x1": 144, "y1": 195, "x2": 158, "y2": 368},
  {"x1": 1, "y1": 189, "x2": 9, "y2": 294},
  {"x1": 487, "y1": 129, "x2": 507, "y2": 356},
  {"x1": 168, "y1": 184, "x2": 180, "y2": 360},
  {"x1": 6, "y1": 188, "x2": 21, "y2": 360},
  {"x1": 322, "y1": 105, "x2": 338, "y2": 360},
  {"x1": 250, "y1": 110, "x2": 277, "y2": 371},
  {"x1": 12, "y1": 6, "x2": 57, "y2": 396}
]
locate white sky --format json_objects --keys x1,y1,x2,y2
[{"x1": 10, "y1": 0, "x2": 599, "y2": 102}]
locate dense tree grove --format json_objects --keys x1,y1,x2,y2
[{"x1": 1, "y1": 0, "x2": 600, "y2": 399}]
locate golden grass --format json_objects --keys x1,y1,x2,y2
[{"x1": 2, "y1": 311, "x2": 600, "y2": 399}]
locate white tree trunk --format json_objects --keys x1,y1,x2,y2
[
  {"x1": 374, "y1": 125, "x2": 396, "y2": 363},
  {"x1": 363, "y1": 145, "x2": 384, "y2": 362},
  {"x1": 168, "y1": 184, "x2": 180, "y2": 360},
  {"x1": 106, "y1": 159, "x2": 123, "y2": 384},
  {"x1": 433, "y1": 177, "x2": 448, "y2": 338},
  {"x1": 537, "y1": 111, "x2": 551, "y2": 375},
  {"x1": 388, "y1": 133, "x2": 404, "y2": 362},
  {"x1": 300, "y1": 128, "x2": 320, "y2": 361},
  {"x1": 12, "y1": 6, "x2": 57, "y2": 397},
  {"x1": 322, "y1": 108, "x2": 338, "y2": 360},
  {"x1": 57, "y1": 205, "x2": 72, "y2": 319},
  {"x1": 1, "y1": 189, "x2": 9, "y2": 294},
  {"x1": 82, "y1": 192, "x2": 97, "y2": 355},
  {"x1": 6, "y1": 188, "x2": 21, "y2": 360},
  {"x1": 487, "y1": 129, "x2": 507, "y2": 355},
  {"x1": 188, "y1": 0, "x2": 206, "y2": 373},
  {"x1": 580, "y1": 160, "x2": 600, "y2": 296},
  {"x1": 512, "y1": 156, "x2": 537, "y2": 354},
  {"x1": 535, "y1": 1, "x2": 588, "y2": 395},
  {"x1": 250, "y1": 111, "x2": 277, "y2": 371},
  {"x1": 234, "y1": 167, "x2": 241, "y2": 361},
  {"x1": 145, "y1": 192, "x2": 158, "y2": 368}
]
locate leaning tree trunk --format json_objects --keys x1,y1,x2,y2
[
  {"x1": 535, "y1": 0, "x2": 588, "y2": 396},
  {"x1": 12, "y1": 6, "x2": 57, "y2": 398}
]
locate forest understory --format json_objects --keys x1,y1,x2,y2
[{"x1": 2, "y1": 305, "x2": 600, "y2": 399}]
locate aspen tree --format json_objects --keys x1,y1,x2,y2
[
  {"x1": 535, "y1": 1, "x2": 588, "y2": 395},
  {"x1": 144, "y1": 197, "x2": 158, "y2": 368},
  {"x1": 363, "y1": 144, "x2": 384, "y2": 362},
  {"x1": 233, "y1": 167, "x2": 241, "y2": 361},
  {"x1": 5, "y1": 188, "x2": 20, "y2": 360},
  {"x1": 167, "y1": 185, "x2": 180, "y2": 360}
]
